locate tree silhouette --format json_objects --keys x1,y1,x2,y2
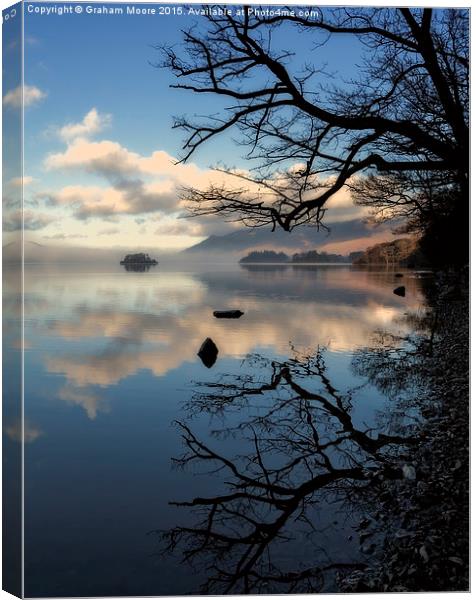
[{"x1": 161, "y1": 7, "x2": 468, "y2": 233}]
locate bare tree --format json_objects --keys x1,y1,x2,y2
[{"x1": 160, "y1": 7, "x2": 468, "y2": 232}]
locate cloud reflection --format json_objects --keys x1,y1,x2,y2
[
  {"x1": 25, "y1": 266, "x2": 424, "y2": 418},
  {"x1": 5, "y1": 420, "x2": 43, "y2": 443},
  {"x1": 57, "y1": 385, "x2": 108, "y2": 420}
]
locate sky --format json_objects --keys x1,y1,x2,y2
[{"x1": 4, "y1": 2, "x2": 384, "y2": 254}]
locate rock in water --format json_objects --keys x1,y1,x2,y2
[
  {"x1": 393, "y1": 286, "x2": 406, "y2": 297},
  {"x1": 213, "y1": 310, "x2": 244, "y2": 319},
  {"x1": 198, "y1": 337, "x2": 219, "y2": 368}
]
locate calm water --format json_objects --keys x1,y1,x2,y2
[{"x1": 7, "y1": 264, "x2": 427, "y2": 596}]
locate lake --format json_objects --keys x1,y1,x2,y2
[{"x1": 6, "y1": 263, "x2": 427, "y2": 595}]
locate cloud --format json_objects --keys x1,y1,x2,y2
[
  {"x1": 42, "y1": 232, "x2": 89, "y2": 240},
  {"x1": 3, "y1": 209, "x2": 56, "y2": 231},
  {"x1": 42, "y1": 120, "x2": 246, "y2": 228},
  {"x1": 44, "y1": 137, "x2": 367, "y2": 226},
  {"x1": 3, "y1": 84, "x2": 46, "y2": 108},
  {"x1": 39, "y1": 182, "x2": 177, "y2": 220},
  {"x1": 45, "y1": 137, "x2": 140, "y2": 175},
  {"x1": 39, "y1": 108, "x2": 371, "y2": 241},
  {"x1": 325, "y1": 185, "x2": 369, "y2": 223},
  {"x1": 99, "y1": 227, "x2": 120, "y2": 236},
  {"x1": 152, "y1": 215, "x2": 237, "y2": 238},
  {"x1": 8, "y1": 175, "x2": 35, "y2": 187},
  {"x1": 59, "y1": 108, "x2": 112, "y2": 141},
  {"x1": 44, "y1": 112, "x2": 245, "y2": 208}
]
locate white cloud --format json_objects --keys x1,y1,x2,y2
[
  {"x1": 59, "y1": 108, "x2": 112, "y2": 141},
  {"x1": 8, "y1": 175, "x2": 35, "y2": 187},
  {"x1": 45, "y1": 137, "x2": 139, "y2": 175},
  {"x1": 44, "y1": 117, "x2": 238, "y2": 191},
  {"x1": 3, "y1": 84, "x2": 46, "y2": 108}
]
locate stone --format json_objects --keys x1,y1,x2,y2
[
  {"x1": 197, "y1": 337, "x2": 219, "y2": 368},
  {"x1": 393, "y1": 286, "x2": 406, "y2": 297},
  {"x1": 213, "y1": 310, "x2": 244, "y2": 319}
]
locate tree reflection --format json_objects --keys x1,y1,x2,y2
[
  {"x1": 351, "y1": 300, "x2": 440, "y2": 411},
  {"x1": 161, "y1": 351, "x2": 416, "y2": 594},
  {"x1": 122, "y1": 263, "x2": 154, "y2": 272}
]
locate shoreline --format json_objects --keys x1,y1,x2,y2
[{"x1": 341, "y1": 273, "x2": 469, "y2": 592}]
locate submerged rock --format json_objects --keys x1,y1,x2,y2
[
  {"x1": 213, "y1": 310, "x2": 244, "y2": 319},
  {"x1": 393, "y1": 286, "x2": 406, "y2": 297},
  {"x1": 197, "y1": 337, "x2": 219, "y2": 368}
]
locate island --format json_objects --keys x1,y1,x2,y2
[
  {"x1": 120, "y1": 252, "x2": 158, "y2": 266},
  {"x1": 120, "y1": 253, "x2": 158, "y2": 271},
  {"x1": 239, "y1": 250, "x2": 289, "y2": 263},
  {"x1": 292, "y1": 250, "x2": 363, "y2": 264},
  {"x1": 239, "y1": 249, "x2": 364, "y2": 264}
]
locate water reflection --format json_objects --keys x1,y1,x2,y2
[
  {"x1": 197, "y1": 337, "x2": 219, "y2": 368},
  {"x1": 162, "y1": 350, "x2": 416, "y2": 594},
  {"x1": 24, "y1": 265, "x2": 423, "y2": 421},
  {"x1": 22, "y1": 264, "x2": 427, "y2": 596},
  {"x1": 122, "y1": 263, "x2": 156, "y2": 272}
]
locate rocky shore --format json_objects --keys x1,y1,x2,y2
[{"x1": 341, "y1": 273, "x2": 469, "y2": 592}]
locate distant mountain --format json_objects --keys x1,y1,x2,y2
[
  {"x1": 184, "y1": 219, "x2": 379, "y2": 254},
  {"x1": 3, "y1": 241, "x2": 140, "y2": 264}
]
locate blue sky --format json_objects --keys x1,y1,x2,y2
[
  {"x1": 24, "y1": 5, "x2": 361, "y2": 164},
  {"x1": 5, "y1": 3, "x2": 375, "y2": 252}
]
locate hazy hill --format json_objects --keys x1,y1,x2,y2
[
  {"x1": 184, "y1": 219, "x2": 381, "y2": 254},
  {"x1": 3, "y1": 241, "x2": 138, "y2": 264}
]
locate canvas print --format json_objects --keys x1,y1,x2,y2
[{"x1": 2, "y1": 2, "x2": 469, "y2": 596}]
